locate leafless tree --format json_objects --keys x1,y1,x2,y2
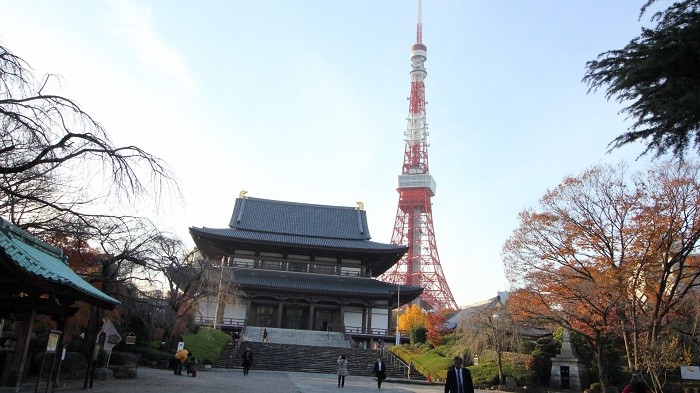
[
  {"x1": 1, "y1": 44, "x2": 179, "y2": 235},
  {"x1": 455, "y1": 298, "x2": 520, "y2": 386},
  {"x1": 157, "y1": 240, "x2": 240, "y2": 348}
]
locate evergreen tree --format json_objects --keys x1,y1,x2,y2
[{"x1": 584, "y1": 0, "x2": 700, "y2": 158}]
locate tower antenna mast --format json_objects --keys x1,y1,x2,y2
[{"x1": 381, "y1": 0, "x2": 457, "y2": 310}]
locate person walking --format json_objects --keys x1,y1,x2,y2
[
  {"x1": 233, "y1": 331, "x2": 240, "y2": 348},
  {"x1": 262, "y1": 328, "x2": 269, "y2": 343},
  {"x1": 373, "y1": 356, "x2": 387, "y2": 389},
  {"x1": 445, "y1": 356, "x2": 474, "y2": 393},
  {"x1": 336, "y1": 355, "x2": 348, "y2": 388},
  {"x1": 407, "y1": 361, "x2": 414, "y2": 380},
  {"x1": 241, "y1": 346, "x2": 254, "y2": 376}
]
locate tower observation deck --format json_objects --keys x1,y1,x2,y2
[{"x1": 380, "y1": 0, "x2": 457, "y2": 311}]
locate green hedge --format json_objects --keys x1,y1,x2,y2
[
  {"x1": 180, "y1": 327, "x2": 231, "y2": 365},
  {"x1": 390, "y1": 344, "x2": 452, "y2": 381},
  {"x1": 130, "y1": 327, "x2": 230, "y2": 365},
  {"x1": 469, "y1": 360, "x2": 535, "y2": 387},
  {"x1": 131, "y1": 342, "x2": 173, "y2": 362},
  {"x1": 390, "y1": 344, "x2": 536, "y2": 385}
]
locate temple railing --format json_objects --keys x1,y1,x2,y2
[
  {"x1": 194, "y1": 315, "x2": 245, "y2": 328},
  {"x1": 343, "y1": 326, "x2": 391, "y2": 336},
  {"x1": 222, "y1": 261, "x2": 371, "y2": 277}
]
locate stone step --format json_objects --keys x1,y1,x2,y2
[{"x1": 216, "y1": 341, "x2": 425, "y2": 381}]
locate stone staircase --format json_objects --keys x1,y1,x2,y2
[
  {"x1": 216, "y1": 343, "x2": 239, "y2": 369},
  {"x1": 220, "y1": 341, "x2": 414, "y2": 379}
]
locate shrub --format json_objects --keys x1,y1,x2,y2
[
  {"x1": 96, "y1": 348, "x2": 108, "y2": 367},
  {"x1": 528, "y1": 337, "x2": 558, "y2": 386},
  {"x1": 410, "y1": 326, "x2": 427, "y2": 344},
  {"x1": 146, "y1": 349, "x2": 173, "y2": 362},
  {"x1": 521, "y1": 340, "x2": 536, "y2": 354}
]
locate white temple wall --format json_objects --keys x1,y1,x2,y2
[
  {"x1": 371, "y1": 308, "x2": 389, "y2": 330},
  {"x1": 196, "y1": 297, "x2": 218, "y2": 320},
  {"x1": 344, "y1": 307, "x2": 363, "y2": 328},
  {"x1": 224, "y1": 302, "x2": 246, "y2": 320}
]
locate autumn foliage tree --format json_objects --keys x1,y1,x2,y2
[
  {"x1": 503, "y1": 161, "x2": 700, "y2": 393},
  {"x1": 425, "y1": 309, "x2": 450, "y2": 346},
  {"x1": 398, "y1": 304, "x2": 427, "y2": 332}
]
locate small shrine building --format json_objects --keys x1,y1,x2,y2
[
  {"x1": 189, "y1": 195, "x2": 423, "y2": 346},
  {"x1": 0, "y1": 217, "x2": 119, "y2": 389}
]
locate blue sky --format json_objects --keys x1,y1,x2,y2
[{"x1": 1, "y1": 1, "x2": 658, "y2": 306}]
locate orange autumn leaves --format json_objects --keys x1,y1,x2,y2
[
  {"x1": 503, "y1": 161, "x2": 700, "y2": 387},
  {"x1": 397, "y1": 304, "x2": 450, "y2": 346}
]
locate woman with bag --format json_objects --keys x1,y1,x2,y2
[{"x1": 336, "y1": 355, "x2": 348, "y2": 388}]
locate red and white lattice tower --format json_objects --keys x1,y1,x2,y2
[{"x1": 380, "y1": 0, "x2": 457, "y2": 310}]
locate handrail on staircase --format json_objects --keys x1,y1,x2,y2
[
  {"x1": 226, "y1": 323, "x2": 246, "y2": 368},
  {"x1": 377, "y1": 347, "x2": 407, "y2": 377}
]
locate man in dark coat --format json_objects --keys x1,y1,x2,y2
[
  {"x1": 373, "y1": 356, "x2": 387, "y2": 389},
  {"x1": 445, "y1": 356, "x2": 474, "y2": 393},
  {"x1": 241, "y1": 346, "x2": 253, "y2": 376}
]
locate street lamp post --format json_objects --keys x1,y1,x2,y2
[{"x1": 395, "y1": 285, "x2": 401, "y2": 345}]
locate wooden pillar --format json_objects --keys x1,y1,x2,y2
[
  {"x1": 307, "y1": 301, "x2": 315, "y2": 330},
  {"x1": 7, "y1": 305, "x2": 36, "y2": 388},
  {"x1": 367, "y1": 304, "x2": 373, "y2": 334},
  {"x1": 276, "y1": 298, "x2": 283, "y2": 328},
  {"x1": 245, "y1": 298, "x2": 253, "y2": 325},
  {"x1": 340, "y1": 303, "x2": 346, "y2": 330},
  {"x1": 361, "y1": 306, "x2": 367, "y2": 334}
]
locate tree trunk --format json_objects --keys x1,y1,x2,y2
[
  {"x1": 595, "y1": 335, "x2": 610, "y2": 393},
  {"x1": 621, "y1": 321, "x2": 633, "y2": 370},
  {"x1": 497, "y1": 349, "x2": 504, "y2": 386}
]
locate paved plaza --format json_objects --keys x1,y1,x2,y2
[{"x1": 38, "y1": 367, "x2": 452, "y2": 393}]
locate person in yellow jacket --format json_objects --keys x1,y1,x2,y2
[{"x1": 174, "y1": 349, "x2": 189, "y2": 375}]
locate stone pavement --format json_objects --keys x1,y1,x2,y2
[{"x1": 23, "y1": 367, "x2": 450, "y2": 393}]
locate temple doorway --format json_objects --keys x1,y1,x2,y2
[
  {"x1": 316, "y1": 310, "x2": 333, "y2": 331},
  {"x1": 253, "y1": 305, "x2": 275, "y2": 326},
  {"x1": 283, "y1": 308, "x2": 304, "y2": 329}
]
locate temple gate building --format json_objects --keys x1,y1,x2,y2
[{"x1": 189, "y1": 194, "x2": 422, "y2": 346}]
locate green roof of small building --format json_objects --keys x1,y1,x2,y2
[{"x1": 0, "y1": 217, "x2": 119, "y2": 307}]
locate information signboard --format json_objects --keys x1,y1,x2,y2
[
  {"x1": 46, "y1": 331, "x2": 61, "y2": 353},
  {"x1": 680, "y1": 366, "x2": 700, "y2": 381}
]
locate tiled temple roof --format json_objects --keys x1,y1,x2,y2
[
  {"x1": 190, "y1": 197, "x2": 408, "y2": 275},
  {"x1": 0, "y1": 217, "x2": 119, "y2": 308},
  {"x1": 227, "y1": 267, "x2": 422, "y2": 303}
]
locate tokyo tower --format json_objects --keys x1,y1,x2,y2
[{"x1": 380, "y1": 0, "x2": 457, "y2": 310}]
